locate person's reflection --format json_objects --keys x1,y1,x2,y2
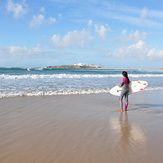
[{"x1": 119, "y1": 112, "x2": 131, "y2": 152}]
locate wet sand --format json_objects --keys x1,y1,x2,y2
[{"x1": 0, "y1": 90, "x2": 163, "y2": 163}]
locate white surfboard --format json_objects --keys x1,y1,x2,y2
[{"x1": 110, "y1": 80, "x2": 148, "y2": 96}]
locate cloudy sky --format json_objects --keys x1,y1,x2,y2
[{"x1": 1, "y1": 0, "x2": 163, "y2": 68}]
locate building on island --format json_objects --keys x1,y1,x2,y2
[
  {"x1": 74, "y1": 63, "x2": 96, "y2": 67},
  {"x1": 74, "y1": 63, "x2": 84, "y2": 66}
]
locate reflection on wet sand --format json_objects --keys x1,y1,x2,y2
[
  {"x1": 110, "y1": 112, "x2": 146, "y2": 152},
  {"x1": 119, "y1": 112, "x2": 131, "y2": 151}
]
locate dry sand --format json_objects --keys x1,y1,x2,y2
[{"x1": 0, "y1": 90, "x2": 163, "y2": 163}]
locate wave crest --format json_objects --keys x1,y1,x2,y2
[
  {"x1": 0, "y1": 74, "x2": 163, "y2": 80},
  {"x1": 0, "y1": 87, "x2": 163, "y2": 98}
]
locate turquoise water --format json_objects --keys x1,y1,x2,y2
[{"x1": 0, "y1": 67, "x2": 163, "y2": 98}]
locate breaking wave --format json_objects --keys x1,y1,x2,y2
[
  {"x1": 0, "y1": 87, "x2": 163, "y2": 98},
  {"x1": 0, "y1": 89, "x2": 110, "y2": 98},
  {"x1": 0, "y1": 74, "x2": 163, "y2": 80}
]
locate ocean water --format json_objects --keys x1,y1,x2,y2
[{"x1": 0, "y1": 67, "x2": 163, "y2": 98}]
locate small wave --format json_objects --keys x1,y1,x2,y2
[
  {"x1": 0, "y1": 67, "x2": 46, "y2": 71},
  {"x1": 129, "y1": 74, "x2": 163, "y2": 77},
  {"x1": 0, "y1": 74, "x2": 163, "y2": 80},
  {"x1": 145, "y1": 87, "x2": 163, "y2": 91},
  {"x1": 0, "y1": 87, "x2": 163, "y2": 98},
  {"x1": 0, "y1": 89, "x2": 110, "y2": 98},
  {"x1": 0, "y1": 74, "x2": 113, "y2": 79}
]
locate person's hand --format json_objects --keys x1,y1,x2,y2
[{"x1": 118, "y1": 84, "x2": 120, "y2": 87}]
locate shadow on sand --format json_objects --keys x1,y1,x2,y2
[{"x1": 130, "y1": 104, "x2": 163, "y2": 111}]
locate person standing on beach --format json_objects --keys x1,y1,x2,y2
[{"x1": 118, "y1": 71, "x2": 130, "y2": 112}]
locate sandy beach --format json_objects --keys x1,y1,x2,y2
[{"x1": 0, "y1": 90, "x2": 163, "y2": 163}]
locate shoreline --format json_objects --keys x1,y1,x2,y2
[{"x1": 0, "y1": 89, "x2": 162, "y2": 99}]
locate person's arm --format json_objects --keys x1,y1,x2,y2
[{"x1": 118, "y1": 78, "x2": 125, "y2": 87}]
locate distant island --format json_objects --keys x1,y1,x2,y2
[
  {"x1": 47, "y1": 63, "x2": 163, "y2": 70},
  {"x1": 47, "y1": 63, "x2": 108, "y2": 69}
]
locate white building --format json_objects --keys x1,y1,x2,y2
[
  {"x1": 74, "y1": 63, "x2": 84, "y2": 66},
  {"x1": 74, "y1": 63, "x2": 98, "y2": 67}
]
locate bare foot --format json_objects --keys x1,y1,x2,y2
[{"x1": 117, "y1": 110, "x2": 123, "y2": 112}]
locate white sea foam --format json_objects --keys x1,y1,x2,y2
[
  {"x1": 0, "y1": 74, "x2": 163, "y2": 80},
  {"x1": 145, "y1": 87, "x2": 163, "y2": 91},
  {"x1": 129, "y1": 74, "x2": 163, "y2": 77},
  {"x1": 0, "y1": 87, "x2": 163, "y2": 98},
  {"x1": 0, "y1": 89, "x2": 110, "y2": 98}
]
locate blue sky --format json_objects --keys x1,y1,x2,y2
[{"x1": 0, "y1": 0, "x2": 163, "y2": 68}]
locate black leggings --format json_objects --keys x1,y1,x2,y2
[{"x1": 120, "y1": 88, "x2": 129, "y2": 110}]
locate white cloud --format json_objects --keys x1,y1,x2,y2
[
  {"x1": 36, "y1": 43, "x2": 41, "y2": 47},
  {"x1": 58, "y1": 13, "x2": 62, "y2": 17},
  {"x1": 110, "y1": 40, "x2": 149, "y2": 59},
  {"x1": 88, "y1": 20, "x2": 93, "y2": 26},
  {"x1": 51, "y1": 28, "x2": 93, "y2": 48},
  {"x1": 0, "y1": 46, "x2": 23, "y2": 56},
  {"x1": 49, "y1": 1, "x2": 163, "y2": 29},
  {"x1": 115, "y1": 30, "x2": 147, "y2": 43},
  {"x1": 7, "y1": 0, "x2": 28, "y2": 19},
  {"x1": 29, "y1": 14, "x2": 45, "y2": 28},
  {"x1": 147, "y1": 48, "x2": 163, "y2": 59},
  {"x1": 92, "y1": 1, "x2": 163, "y2": 28},
  {"x1": 0, "y1": 45, "x2": 56, "y2": 57},
  {"x1": 39, "y1": 7, "x2": 45, "y2": 13},
  {"x1": 29, "y1": 8, "x2": 56, "y2": 28},
  {"x1": 51, "y1": 34, "x2": 61, "y2": 47},
  {"x1": 48, "y1": 17, "x2": 56, "y2": 25},
  {"x1": 122, "y1": 29, "x2": 127, "y2": 35},
  {"x1": 0, "y1": 45, "x2": 83, "y2": 59},
  {"x1": 107, "y1": 40, "x2": 163, "y2": 60},
  {"x1": 95, "y1": 25, "x2": 111, "y2": 41},
  {"x1": 141, "y1": 8, "x2": 148, "y2": 18},
  {"x1": 0, "y1": 45, "x2": 42, "y2": 56},
  {"x1": 9, "y1": 46, "x2": 27, "y2": 55},
  {"x1": 125, "y1": 30, "x2": 147, "y2": 42}
]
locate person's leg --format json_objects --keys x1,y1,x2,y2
[
  {"x1": 124, "y1": 93, "x2": 128, "y2": 111},
  {"x1": 120, "y1": 100, "x2": 123, "y2": 112},
  {"x1": 120, "y1": 92, "x2": 124, "y2": 112}
]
